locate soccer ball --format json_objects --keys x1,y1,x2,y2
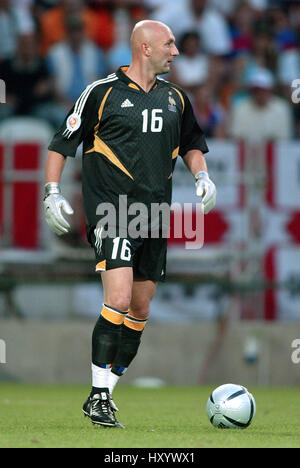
[{"x1": 206, "y1": 383, "x2": 256, "y2": 429}]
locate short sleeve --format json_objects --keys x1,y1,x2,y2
[
  {"x1": 179, "y1": 92, "x2": 209, "y2": 157},
  {"x1": 48, "y1": 85, "x2": 100, "y2": 157}
]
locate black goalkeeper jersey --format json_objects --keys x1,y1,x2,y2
[{"x1": 48, "y1": 66, "x2": 208, "y2": 235}]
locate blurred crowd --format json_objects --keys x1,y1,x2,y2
[{"x1": 0, "y1": 0, "x2": 299, "y2": 141}]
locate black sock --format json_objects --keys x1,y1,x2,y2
[
  {"x1": 111, "y1": 323, "x2": 143, "y2": 376},
  {"x1": 92, "y1": 314, "x2": 122, "y2": 367}
]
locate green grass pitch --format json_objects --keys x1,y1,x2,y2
[{"x1": 0, "y1": 383, "x2": 299, "y2": 448}]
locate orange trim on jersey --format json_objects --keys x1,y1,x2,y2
[
  {"x1": 95, "y1": 260, "x2": 106, "y2": 271},
  {"x1": 171, "y1": 87, "x2": 185, "y2": 113},
  {"x1": 86, "y1": 135, "x2": 134, "y2": 180},
  {"x1": 98, "y1": 87, "x2": 113, "y2": 122},
  {"x1": 86, "y1": 87, "x2": 112, "y2": 154},
  {"x1": 168, "y1": 172, "x2": 172, "y2": 179},
  {"x1": 128, "y1": 83, "x2": 140, "y2": 90},
  {"x1": 172, "y1": 147, "x2": 179, "y2": 159}
]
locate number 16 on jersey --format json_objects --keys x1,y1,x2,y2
[{"x1": 142, "y1": 109, "x2": 163, "y2": 133}]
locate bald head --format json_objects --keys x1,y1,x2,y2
[
  {"x1": 130, "y1": 20, "x2": 173, "y2": 55},
  {"x1": 127, "y1": 20, "x2": 178, "y2": 80}
]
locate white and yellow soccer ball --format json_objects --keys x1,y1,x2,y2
[{"x1": 206, "y1": 383, "x2": 256, "y2": 429}]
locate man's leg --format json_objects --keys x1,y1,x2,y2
[
  {"x1": 109, "y1": 279, "x2": 157, "y2": 393},
  {"x1": 83, "y1": 267, "x2": 133, "y2": 426},
  {"x1": 92, "y1": 267, "x2": 132, "y2": 391}
]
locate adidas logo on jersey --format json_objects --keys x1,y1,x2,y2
[{"x1": 121, "y1": 99, "x2": 134, "y2": 108}]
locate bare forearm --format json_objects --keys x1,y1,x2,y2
[
  {"x1": 45, "y1": 151, "x2": 67, "y2": 184},
  {"x1": 182, "y1": 150, "x2": 208, "y2": 177}
]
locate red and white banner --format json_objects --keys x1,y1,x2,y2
[
  {"x1": 0, "y1": 117, "x2": 53, "y2": 249},
  {"x1": 170, "y1": 140, "x2": 245, "y2": 245},
  {"x1": 265, "y1": 246, "x2": 300, "y2": 320},
  {"x1": 169, "y1": 140, "x2": 300, "y2": 320},
  {"x1": 0, "y1": 141, "x2": 44, "y2": 248},
  {"x1": 1, "y1": 125, "x2": 300, "y2": 320}
]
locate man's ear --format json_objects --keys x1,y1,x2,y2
[{"x1": 142, "y1": 42, "x2": 151, "y2": 57}]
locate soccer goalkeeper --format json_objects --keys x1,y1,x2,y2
[{"x1": 44, "y1": 20, "x2": 216, "y2": 428}]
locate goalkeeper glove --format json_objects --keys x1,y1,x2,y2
[
  {"x1": 195, "y1": 171, "x2": 216, "y2": 214},
  {"x1": 43, "y1": 182, "x2": 74, "y2": 235}
]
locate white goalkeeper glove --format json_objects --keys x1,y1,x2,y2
[
  {"x1": 43, "y1": 182, "x2": 74, "y2": 235},
  {"x1": 195, "y1": 171, "x2": 216, "y2": 214}
]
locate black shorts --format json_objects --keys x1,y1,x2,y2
[{"x1": 89, "y1": 229, "x2": 167, "y2": 282}]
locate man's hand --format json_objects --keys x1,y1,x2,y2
[
  {"x1": 195, "y1": 171, "x2": 216, "y2": 214},
  {"x1": 43, "y1": 183, "x2": 74, "y2": 235}
]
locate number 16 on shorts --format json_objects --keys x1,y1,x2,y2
[{"x1": 111, "y1": 238, "x2": 132, "y2": 261}]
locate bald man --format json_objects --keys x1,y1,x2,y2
[{"x1": 44, "y1": 20, "x2": 216, "y2": 428}]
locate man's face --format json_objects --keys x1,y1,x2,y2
[
  {"x1": 149, "y1": 28, "x2": 179, "y2": 75},
  {"x1": 18, "y1": 34, "x2": 37, "y2": 61},
  {"x1": 191, "y1": 0, "x2": 206, "y2": 15},
  {"x1": 67, "y1": 25, "x2": 84, "y2": 47},
  {"x1": 251, "y1": 87, "x2": 271, "y2": 107}
]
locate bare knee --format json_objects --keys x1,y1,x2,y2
[
  {"x1": 101, "y1": 269, "x2": 133, "y2": 312},
  {"x1": 105, "y1": 293, "x2": 131, "y2": 312},
  {"x1": 130, "y1": 300, "x2": 150, "y2": 321}
]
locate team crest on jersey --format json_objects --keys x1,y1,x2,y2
[
  {"x1": 168, "y1": 92, "x2": 177, "y2": 112},
  {"x1": 66, "y1": 113, "x2": 81, "y2": 132}
]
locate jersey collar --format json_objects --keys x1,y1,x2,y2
[{"x1": 116, "y1": 66, "x2": 159, "y2": 93}]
